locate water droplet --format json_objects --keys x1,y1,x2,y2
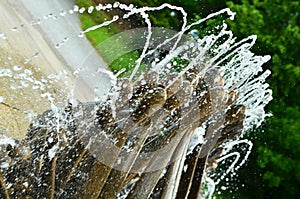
[
  {"x1": 30, "y1": 21, "x2": 37, "y2": 26},
  {"x1": 48, "y1": 137, "x2": 53, "y2": 143},
  {"x1": 79, "y1": 7, "x2": 86, "y2": 13},
  {"x1": 73, "y1": 5, "x2": 79, "y2": 12},
  {"x1": 60, "y1": 10, "x2": 66, "y2": 16},
  {"x1": 96, "y1": 4, "x2": 103, "y2": 11},
  {"x1": 88, "y1": 6, "x2": 94, "y2": 14},
  {"x1": 0, "y1": 32, "x2": 7, "y2": 40},
  {"x1": 128, "y1": 4, "x2": 134, "y2": 9},
  {"x1": 33, "y1": 52, "x2": 39, "y2": 58},
  {"x1": 113, "y1": 2, "x2": 120, "y2": 8},
  {"x1": 106, "y1": 4, "x2": 113, "y2": 9},
  {"x1": 13, "y1": 65, "x2": 22, "y2": 71},
  {"x1": 78, "y1": 32, "x2": 84, "y2": 38},
  {"x1": 23, "y1": 59, "x2": 29, "y2": 64}
]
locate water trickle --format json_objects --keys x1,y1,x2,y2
[{"x1": 0, "y1": 2, "x2": 272, "y2": 198}]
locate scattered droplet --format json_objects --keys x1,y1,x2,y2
[
  {"x1": 128, "y1": 4, "x2": 134, "y2": 9},
  {"x1": 78, "y1": 32, "x2": 84, "y2": 38},
  {"x1": 32, "y1": 52, "x2": 39, "y2": 58},
  {"x1": 13, "y1": 65, "x2": 22, "y2": 71},
  {"x1": 113, "y1": 2, "x2": 120, "y2": 8},
  {"x1": 73, "y1": 5, "x2": 79, "y2": 12},
  {"x1": 60, "y1": 10, "x2": 66, "y2": 16},
  {"x1": 79, "y1": 7, "x2": 86, "y2": 13},
  {"x1": 23, "y1": 59, "x2": 30, "y2": 64},
  {"x1": 106, "y1": 3, "x2": 113, "y2": 9},
  {"x1": 96, "y1": 4, "x2": 103, "y2": 11},
  {"x1": 88, "y1": 6, "x2": 94, "y2": 13},
  {"x1": 0, "y1": 32, "x2": 7, "y2": 40}
]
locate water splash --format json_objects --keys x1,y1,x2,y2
[{"x1": 0, "y1": 2, "x2": 272, "y2": 198}]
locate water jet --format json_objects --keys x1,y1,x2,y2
[{"x1": 0, "y1": 2, "x2": 272, "y2": 198}]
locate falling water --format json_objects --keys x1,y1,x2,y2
[{"x1": 0, "y1": 2, "x2": 272, "y2": 198}]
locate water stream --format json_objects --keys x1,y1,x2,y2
[{"x1": 0, "y1": 2, "x2": 272, "y2": 198}]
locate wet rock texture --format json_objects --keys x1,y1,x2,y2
[{"x1": 0, "y1": 66, "x2": 245, "y2": 199}]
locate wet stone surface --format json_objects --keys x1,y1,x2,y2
[{"x1": 0, "y1": 67, "x2": 246, "y2": 198}]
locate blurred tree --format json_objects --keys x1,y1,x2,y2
[{"x1": 222, "y1": 0, "x2": 300, "y2": 198}]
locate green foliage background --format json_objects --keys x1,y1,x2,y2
[
  {"x1": 76, "y1": 0, "x2": 300, "y2": 197},
  {"x1": 222, "y1": 1, "x2": 300, "y2": 198}
]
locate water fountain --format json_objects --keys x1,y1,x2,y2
[{"x1": 0, "y1": 2, "x2": 272, "y2": 198}]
